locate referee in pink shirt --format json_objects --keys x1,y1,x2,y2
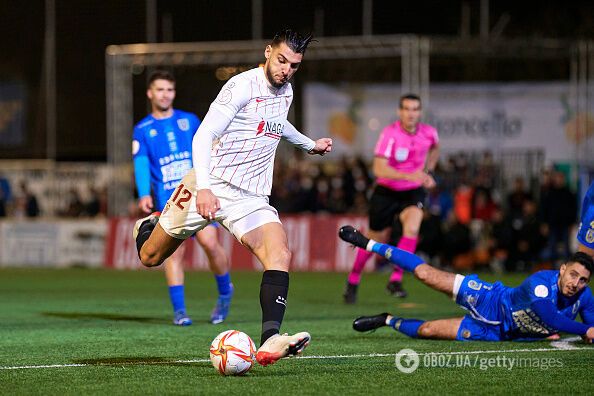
[{"x1": 344, "y1": 94, "x2": 440, "y2": 303}]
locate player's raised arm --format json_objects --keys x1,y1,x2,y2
[
  {"x1": 281, "y1": 121, "x2": 332, "y2": 156},
  {"x1": 281, "y1": 121, "x2": 315, "y2": 151}
]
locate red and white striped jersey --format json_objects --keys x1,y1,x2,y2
[{"x1": 206, "y1": 66, "x2": 294, "y2": 195}]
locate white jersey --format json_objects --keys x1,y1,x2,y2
[{"x1": 207, "y1": 67, "x2": 294, "y2": 195}]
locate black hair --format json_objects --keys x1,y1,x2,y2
[
  {"x1": 567, "y1": 252, "x2": 593, "y2": 275},
  {"x1": 148, "y1": 70, "x2": 176, "y2": 86},
  {"x1": 399, "y1": 93, "x2": 422, "y2": 109},
  {"x1": 271, "y1": 29, "x2": 314, "y2": 54}
]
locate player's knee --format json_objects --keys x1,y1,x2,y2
[
  {"x1": 417, "y1": 322, "x2": 433, "y2": 338},
  {"x1": 140, "y1": 245, "x2": 163, "y2": 267},
  {"x1": 414, "y1": 265, "x2": 430, "y2": 282},
  {"x1": 271, "y1": 247, "x2": 291, "y2": 271},
  {"x1": 198, "y1": 237, "x2": 220, "y2": 254}
]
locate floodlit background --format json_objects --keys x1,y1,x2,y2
[{"x1": 0, "y1": 0, "x2": 593, "y2": 271}]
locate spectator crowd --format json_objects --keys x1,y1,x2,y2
[
  {"x1": 269, "y1": 150, "x2": 581, "y2": 273},
  {"x1": 1, "y1": 151, "x2": 583, "y2": 273}
]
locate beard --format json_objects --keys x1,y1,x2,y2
[{"x1": 265, "y1": 66, "x2": 286, "y2": 89}]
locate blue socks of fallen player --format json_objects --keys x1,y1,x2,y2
[
  {"x1": 368, "y1": 241, "x2": 424, "y2": 272},
  {"x1": 388, "y1": 316, "x2": 424, "y2": 338},
  {"x1": 168, "y1": 285, "x2": 186, "y2": 313},
  {"x1": 214, "y1": 272, "x2": 232, "y2": 296}
]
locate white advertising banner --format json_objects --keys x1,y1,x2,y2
[
  {"x1": 304, "y1": 82, "x2": 585, "y2": 162},
  {"x1": 0, "y1": 220, "x2": 107, "y2": 268}
]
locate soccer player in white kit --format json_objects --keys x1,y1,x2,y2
[{"x1": 133, "y1": 29, "x2": 332, "y2": 366}]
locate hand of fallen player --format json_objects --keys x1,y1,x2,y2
[
  {"x1": 138, "y1": 196, "x2": 154, "y2": 214},
  {"x1": 196, "y1": 189, "x2": 220, "y2": 221},
  {"x1": 309, "y1": 138, "x2": 333, "y2": 156},
  {"x1": 583, "y1": 327, "x2": 594, "y2": 343}
]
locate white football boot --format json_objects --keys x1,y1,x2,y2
[
  {"x1": 256, "y1": 332, "x2": 311, "y2": 366},
  {"x1": 132, "y1": 211, "x2": 161, "y2": 240}
]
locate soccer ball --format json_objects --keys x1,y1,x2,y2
[{"x1": 209, "y1": 330, "x2": 256, "y2": 375}]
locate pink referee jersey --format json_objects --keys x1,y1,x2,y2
[{"x1": 374, "y1": 120, "x2": 439, "y2": 191}]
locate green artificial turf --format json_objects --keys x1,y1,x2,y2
[{"x1": 0, "y1": 268, "x2": 592, "y2": 395}]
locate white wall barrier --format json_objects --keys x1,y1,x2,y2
[{"x1": 0, "y1": 220, "x2": 107, "y2": 268}]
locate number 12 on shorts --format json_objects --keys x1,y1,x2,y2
[{"x1": 171, "y1": 183, "x2": 192, "y2": 210}]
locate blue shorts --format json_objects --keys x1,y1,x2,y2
[
  {"x1": 577, "y1": 186, "x2": 594, "y2": 249},
  {"x1": 456, "y1": 315, "x2": 502, "y2": 341},
  {"x1": 454, "y1": 274, "x2": 505, "y2": 341}
]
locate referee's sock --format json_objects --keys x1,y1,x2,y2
[
  {"x1": 259, "y1": 270, "x2": 289, "y2": 346},
  {"x1": 388, "y1": 315, "x2": 424, "y2": 338},
  {"x1": 347, "y1": 248, "x2": 373, "y2": 285}
]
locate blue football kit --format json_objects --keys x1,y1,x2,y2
[
  {"x1": 455, "y1": 271, "x2": 594, "y2": 341},
  {"x1": 360, "y1": 227, "x2": 594, "y2": 341},
  {"x1": 133, "y1": 109, "x2": 200, "y2": 211},
  {"x1": 132, "y1": 108, "x2": 232, "y2": 325},
  {"x1": 577, "y1": 182, "x2": 594, "y2": 250}
]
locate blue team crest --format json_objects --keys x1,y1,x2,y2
[
  {"x1": 587, "y1": 230, "x2": 594, "y2": 244},
  {"x1": 177, "y1": 118, "x2": 190, "y2": 131},
  {"x1": 149, "y1": 129, "x2": 158, "y2": 137},
  {"x1": 586, "y1": 223, "x2": 594, "y2": 244},
  {"x1": 468, "y1": 280, "x2": 482, "y2": 290}
]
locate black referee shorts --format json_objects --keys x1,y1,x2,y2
[{"x1": 368, "y1": 185, "x2": 426, "y2": 231}]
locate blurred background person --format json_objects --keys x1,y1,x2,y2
[
  {"x1": 132, "y1": 70, "x2": 233, "y2": 326},
  {"x1": 344, "y1": 94, "x2": 439, "y2": 303}
]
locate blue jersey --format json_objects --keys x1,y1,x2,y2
[
  {"x1": 455, "y1": 271, "x2": 594, "y2": 341},
  {"x1": 132, "y1": 109, "x2": 200, "y2": 211},
  {"x1": 577, "y1": 182, "x2": 594, "y2": 249},
  {"x1": 500, "y1": 270, "x2": 594, "y2": 339}
]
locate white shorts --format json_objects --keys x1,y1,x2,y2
[{"x1": 159, "y1": 170, "x2": 281, "y2": 241}]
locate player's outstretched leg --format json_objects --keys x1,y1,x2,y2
[
  {"x1": 241, "y1": 222, "x2": 311, "y2": 366},
  {"x1": 133, "y1": 212, "x2": 161, "y2": 253},
  {"x1": 134, "y1": 212, "x2": 184, "y2": 267},
  {"x1": 353, "y1": 313, "x2": 462, "y2": 340},
  {"x1": 339, "y1": 225, "x2": 458, "y2": 298}
]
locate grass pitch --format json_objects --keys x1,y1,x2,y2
[{"x1": 0, "y1": 268, "x2": 592, "y2": 395}]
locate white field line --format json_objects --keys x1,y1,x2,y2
[{"x1": 1, "y1": 341, "x2": 592, "y2": 370}]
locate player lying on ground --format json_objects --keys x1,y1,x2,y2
[{"x1": 338, "y1": 225, "x2": 594, "y2": 342}]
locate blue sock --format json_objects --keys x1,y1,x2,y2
[
  {"x1": 370, "y1": 242, "x2": 424, "y2": 272},
  {"x1": 214, "y1": 272, "x2": 232, "y2": 296},
  {"x1": 168, "y1": 285, "x2": 186, "y2": 313},
  {"x1": 388, "y1": 316, "x2": 424, "y2": 338}
]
